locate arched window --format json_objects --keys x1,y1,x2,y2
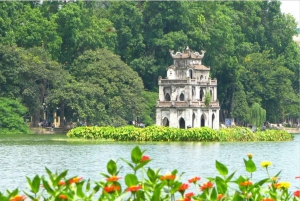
[
  {"x1": 212, "y1": 113, "x2": 215, "y2": 129},
  {"x1": 200, "y1": 89, "x2": 204, "y2": 101},
  {"x1": 163, "y1": 117, "x2": 169, "y2": 127},
  {"x1": 189, "y1": 69, "x2": 193, "y2": 78},
  {"x1": 179, "y1": 118, "x2": 185, "y2": 129},
  {"x1": 201, "y1": 114, "x2": 205, "y2": 127},
  {"x1": 210, "y1": 89, "x2": 213, "y2": 100},
  {"x1": 192, "y1": 113, "x2": 196, "y2": 128},
  {"x1": 165, "y1": 93, "x2": 171, "y2": 101},
  {"x1": 179, "y1": 93, "x2": 184, "y2": 101},
  {"x1": 200, "y1": 75, "x2": 203, "y2": 81}
]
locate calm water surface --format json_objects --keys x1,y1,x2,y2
[{"x1": 0, "y1": 134, "x2": 299, "y2": 192}]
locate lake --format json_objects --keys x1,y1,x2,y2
[{"x1": 0, "y1": 133, "x2": 299, "y2": 193}]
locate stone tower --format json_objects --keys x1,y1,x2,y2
[{"x1": 156, "y1": 46, "x2": 220, "y2": 129}]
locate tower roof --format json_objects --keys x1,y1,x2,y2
[{"x1": 169, "y1": 46, "x2": 206, "y2": 60}]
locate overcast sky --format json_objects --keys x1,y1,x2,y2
[{"x1": 280, "y1": 0, "x2": 300, "y2": 27}]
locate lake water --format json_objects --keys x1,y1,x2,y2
[{"x1": 0, "y1": 134, "x2": 299, "y2": 193}]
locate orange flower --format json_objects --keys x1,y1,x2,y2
[
  {"x1": 240, "y1": 181, "x2": 253, "y2": 186},
  {"x1": 294, "y1": 190, "x2": 300, "y2": 197},
  {"x1": 179, "y1": 183, "x2": 189, "y2": 192},
  {"x1": 10, "y1": 195, "x2": 26, "y2": 201},
  {"x1": 126, "y1": 185, "x2": 142, "y2": 192},
  {"x1": 69, "y1": 177, "x2": 83, "y2": 184},
  {"x1": 106, "y1": 176, "x2": 122, "y2": 182},
  {"x1": 247, "y1": 153, "x2": 253, "y2": 159},
  {"x1": 177, "y1": 198, "x2": 191, "y2": 201},
  {"x1": 160, "y1": 174, "x2": 176, "y2": 181},
  {"x1": 103, "y1": 185, "x2": 121, "y2": 193},
  {"x1": 261, "y1": 198, "x2": 275, "y2": 201},
  {"x1": 188, "y1": 176, "x2": 201, "y2": 183},
  {"x1": 140, "y1": 155, "x2": 150, "y2": 162},
  {"x1": 217, "y1": 194, "x2": 223, "y2": 200},
  {"x1": 58, "y1": 181, "x2": 66, "y2": 186},
  {"x1": 200, "y1": 181, "x2": 214, "y2": 191},
  {"x1": 185, "y1": 192, "x2": 194, "y2": 198},
  {"x1": 59, "y1": 194, "x2": 68, "y2": 200}
]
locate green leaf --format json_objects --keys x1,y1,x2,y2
[
  {"x1": 115, "y1": 192, "x2": 131, "y2": 201},
  {"x1": 244, "y1": 159, "x2": 256, "y2": 173},
  {"x1": 225, "y1": 171, "x2": 236, "y2": 183},
  {"x1": 55, "y1": 170, "x2": 68, "y2": 185},
  {"x1": 147, "y1": 168, "x2": 157, "y2": 183},
  {"x1": 216, "y1": 176, "x2": 227, "y2": 194},
  {"x1": 41, "y1": 179, "x2": 55, "y2": 196},
  {"x1": 107, "y1": 160, "x2": 117, "y2": 175},
  {"x1": 171, "y1": 181, "x2": 182, "y2": 194},
  {"x1": 216, "y1": 160, "x2": 228, "y2": 176},
  {"x1": 86, "y1": 179, "x2": 91, "y2": 192},
  {"x1": 76, "y1": 182, "x2": 85, "y2": 198},
  {"x1": 131, "y1": 146, "x2": 142, "y2": 164},
  {"x1": 125, "y1": 174, "x2": 139, "y2": 187},
  {"x1": 150, "y1": 183, "x2": 164, "y2": 201},
  {"x1": 211, "y1": 187, "x2": 217, "y2": 200},
  {"x1": 31, "y1": 175, "x2": 41, "y2": 194}
]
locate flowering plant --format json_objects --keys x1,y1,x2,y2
[{"x1": 0, "y1": 146, "x2": 299, "y2": 201}]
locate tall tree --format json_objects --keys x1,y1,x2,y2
[
  {"x1": 69, "y1": 48, "x2": 144, "y2": 125},
  {"x1": 108, "y1": 2, "x2": 145, "y2": 64},
  {"x1": 55, "y1": 2, "x2": 117, "y2": 66}
]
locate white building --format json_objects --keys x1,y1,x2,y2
[{"x1": 156, "y1": 47, "x2": 220, "y2": 129}]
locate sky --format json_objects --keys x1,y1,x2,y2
[{"x1": 280, "y1": 0, "x2": 300, "y2": 27}]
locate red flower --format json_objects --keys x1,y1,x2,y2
[
  {"x1": 179, "y1": 183, "x2": 189, "y2": 192},
  {"x1": 240, "y1": 181, "x2": 253, "y2": 186},
  {"x1": 160, "y1": 174, "x2": 176, "y2": 181},
  {"x1": 126, "y1": 185, "x2": 142, "y2": 192},
  {"x1": 294, "y1": 190, "x2": 300, "y2": 197},
  {"x1": 69, "y1": 177, "x2": 83, "y2": 184},
  {"x1": 103, "y1": 185, "x2": 121, "y2": 193},
  {"x1": 58, "y1": 194, "x2": 68, "y2": 200},
  {"x1": 141, "y1": 155, "x2": 150, "y2": 162},
  {"x1": 10, "y1": 195, "x2": 26, "y2": 201},
  {"x1": 188, "y1": 176, "x2": 201, "y2": 183},
  {"x1": 200, "y1": 181, "x2": 214, "y2": 191},
  {"x1": 185, "y1": 192, "x2": 194, "y2": 198},
  {"x1": 296, "y1": 176, "x2": 300, "y2": 179},
  {"x1": 106, "y1": 176, "x2": 122, "y2": 182}
]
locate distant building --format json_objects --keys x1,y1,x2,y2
[{"x1": 156, "y1": 46, "x2": 220, "y2": 129}]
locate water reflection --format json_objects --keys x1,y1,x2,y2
[{"x1": 0, "y1": 134, "x2": 299, "y2": 192}]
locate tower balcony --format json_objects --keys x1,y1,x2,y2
[{"x1": 156, "y1": 100, "x2": 220, "y2": 108}]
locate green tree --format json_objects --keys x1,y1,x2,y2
[
  {"x1": 0, "y1": 97, "x2": 31, "y2": 134},
  {"x1": 139, "y1": 91, "x2": 157, "y2": 125},
  {"x1": 55, "y1": 2, "x2": 117, "y2": 65},
  {"x1": 249, "y1": 103, "x2": 266, "y2": 128},
  {"x1": 232, "y1": 81, "x2": 249, "y2": 125},
  {"x1": 13, "y1": 4, "x2": 62, "y2": 60},
  {"x1": 69, "y1": 48, "x2": 144, "y2": 125},
  {"x1": 107, "y1": 2, "x2": 145, "y2": 64}
]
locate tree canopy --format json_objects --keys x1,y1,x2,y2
[{"x1": 0, "y1": 0, "x2": 299, "y2": 127}]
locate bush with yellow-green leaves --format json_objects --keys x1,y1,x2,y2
[{"x1": 66, "y1": 126, "x2": 293, "y2": 142}]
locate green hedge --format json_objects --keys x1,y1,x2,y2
[{"x1": 66, "y1": 126, "x2": 294, "y2": 142}]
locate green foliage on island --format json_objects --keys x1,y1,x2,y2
[
  {"x1": 0, "y1": 97, "x2": 32, "y2": 134},
  {"x1": 66, "y1": 126, "x2": 293, "y2": 142},
  {"x1": 0, "y1": 1, "x2": 299, "y2": 127}
]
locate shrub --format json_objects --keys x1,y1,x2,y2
[{"x1": 67, "y1": 126, "x2": 294, "y2": 142}]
